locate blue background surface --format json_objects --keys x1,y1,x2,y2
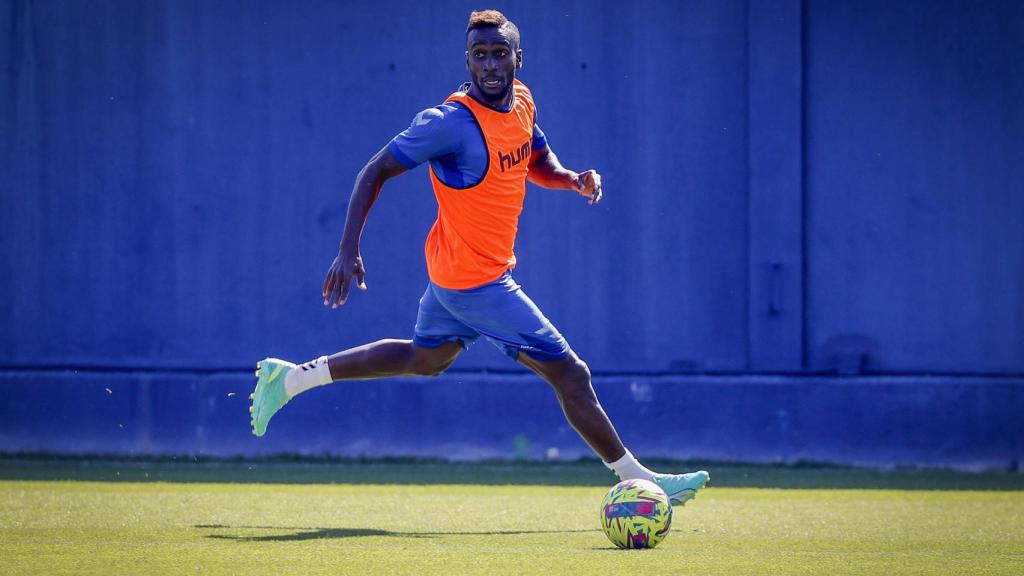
[{"x1": 2, "y1": 0, "x2": 1022, "y2": 467}]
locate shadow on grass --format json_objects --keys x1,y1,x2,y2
[{"x1": 194, "y1": 523, "x2": 600, "y2": 542}]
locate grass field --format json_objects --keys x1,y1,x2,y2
[{"x1": 1, "y1": 458, "x2": 1022, "y2": 575}]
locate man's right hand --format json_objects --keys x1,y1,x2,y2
[
  {"x1": 322, "y1": 248, "x2": 368, "y2": 309},
  {"x1": 321, "y1": 144, "x2": 407, "y2": 309}
]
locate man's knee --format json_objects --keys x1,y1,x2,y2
[
  {"x1": 550, "y1": 354, "x2": 593, "y2": 398},
  {"x1": 409, "y1": 343, "x2": 460, "y2": 376},
  {"x1": 571, "y1": 356, "x2": 591, "y2": 382}
]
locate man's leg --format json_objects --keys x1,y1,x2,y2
[
  {"x1": 327, "y1": 339, "x2": 461, "y2": 380},
  {"x1": 253, "y1": 281, "x2": 477, "y2": 436},
  {"x1": 516, "y1": 350, "x2": 625, "y2": 463},
  {"x1": 517, "y1": 350, "x2": 710, "y2": 506},
  {"x1": 251, "y1": 340, "x2": 461, "y2": 436},
  {"x1": 424, "y1": 273, "x2": 710, "y2": 505}
]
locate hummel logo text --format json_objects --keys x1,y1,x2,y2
[{"x1": 499, "y1": 141, "x2": 531, "y2": 172}]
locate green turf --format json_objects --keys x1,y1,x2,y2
[{"x1": 1, "y1": 461, "x2": 1022, "y2": 575}]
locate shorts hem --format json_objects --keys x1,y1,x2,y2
[
  {"x1": 413, "y1": 335, "x2": 469, "y2": 350},
  {"x1": 518, "y1": 347, "x2": 571, "y2": 362}
]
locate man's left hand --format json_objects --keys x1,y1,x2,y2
[{"x1": 575, "y1": 170, "x2": 603, "y2": 205}]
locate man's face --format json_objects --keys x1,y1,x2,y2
[{"x1": 466, "y1": 26, "x2": 522, "y2": 104}]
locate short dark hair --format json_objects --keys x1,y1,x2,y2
[{"x1": 466, "y1": 10, "x2": 520, "y2": 49}]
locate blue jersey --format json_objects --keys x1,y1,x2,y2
[{"x1": 388, "y1": 98, "x2": 548, "y2": 188}]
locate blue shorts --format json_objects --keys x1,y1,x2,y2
[{"x1": 412, "y1": 273, "x2": 571, "y2": 362}]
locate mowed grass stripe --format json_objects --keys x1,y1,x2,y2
[{"x1": 1, "y1": 481, "x2": 1022, "y2": 575}]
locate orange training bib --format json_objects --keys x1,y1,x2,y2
[{"x1": 424, "y1": 80, "x2": 536, "y2": 289}]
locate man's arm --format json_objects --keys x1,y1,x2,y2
[
  {"x1": 322, "y1": 146, "x2": 408, "y2": 309},
  {"x1": 527, "y1": 146, "x2": 603, "y2": 205}
]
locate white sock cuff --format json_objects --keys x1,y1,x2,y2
[
  {"x1": 604, "y1": 449, "x2": 635, "y2": 470},
  {"x1": 310, "y1": 355, "x2": 333, "y2": 386},
  {"x1": 604, "y1": 449, "x2": 655, "y2": 482},
  {"x1": 284, "y1": 355, "x2": 333, "y2": 397}
]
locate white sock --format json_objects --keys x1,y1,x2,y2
[
  {"x1": 604, "y1": 449, "x2": 656, "y2": 481},
  {"x1": 284, "y1": 356, "x2": 333, "y2": 398}
]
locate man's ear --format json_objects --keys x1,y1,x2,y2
[
  {"x1": 466, "y1": 51, "x2": 471, "y2": 71},
  {"x1": 516, "y1": 49, "x2": 523, "y2": 69}
]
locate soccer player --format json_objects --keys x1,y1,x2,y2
[{"x1": 251, "y1": 10, "x2": 709, "y2": 505}]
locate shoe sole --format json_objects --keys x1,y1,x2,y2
[{"x1": 250, "y1": 358, "x2": 287, "y2": 436}]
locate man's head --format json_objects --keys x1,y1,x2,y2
[{"x1": 465, "y1": 10, "x2": 522, "y2": 105}]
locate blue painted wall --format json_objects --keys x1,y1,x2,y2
[
  {"x1": 806, "y1": 0, "x2": 1024, "y2": 373},
  {"x1": 1, "y1": 0, "x2": 755, "y2": 372},
  {"x1": 2, "y1": 0, "x2": 1021, "y2": 466},
  {"x1": 4, "y1": 371, "x2": 1021, "y2": 470}
]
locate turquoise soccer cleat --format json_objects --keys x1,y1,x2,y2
[
  {"x1": 651, "y1": 470, "x2": 711, "y2": 506},
  {"x1": 250, "y1": 358, "x2": 295, "y2": 437}
]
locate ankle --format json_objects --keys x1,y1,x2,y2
[
  {"x1": 604, "y1": 449, "x2": 655, "y2": 482},
  {"x1": 284, "y1": 356, "x2": 333, "y2": 397}
]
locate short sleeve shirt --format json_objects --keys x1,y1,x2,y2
[{"x1": 388, "y1": 101, "x2": 548, "y2": 188}]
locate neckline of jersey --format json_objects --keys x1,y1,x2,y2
[{"x1": 464, "y1": 83, "x2": 518, "y2": 114}]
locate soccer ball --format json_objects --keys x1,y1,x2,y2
[{"x1": 600, "y1": 479, "x2": 673, "y2": 549}]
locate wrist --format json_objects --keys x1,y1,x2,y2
[
  {"x1": 339, "y1": 236, "x2": 359, "y2": 254},
  {"x1": 567, "y1": 170, "x2": 581, "y2": 190}
]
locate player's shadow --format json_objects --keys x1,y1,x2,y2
[{"x1": 195, "y1": 524, "x2": 598, "y2": 542}]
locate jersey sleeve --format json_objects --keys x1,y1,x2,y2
[
  {"x1": 532, "y1": 123, "x2": 548, "y2": 151},
  {"x1": 388, "y1": 106, "x2": 463, "y2": 170},
  {"x1": 532, "y1": 106, "x2": 548, "y2": 151}
]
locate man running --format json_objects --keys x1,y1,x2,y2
[{"x1": 251, "y1": 9, "x2": 709, "y2": 505}]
